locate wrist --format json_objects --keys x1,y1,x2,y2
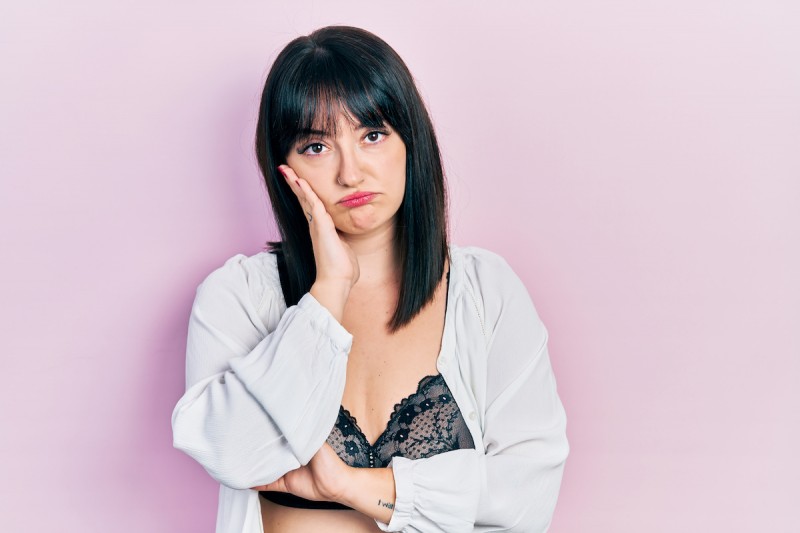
[
  {"x1": 340, "y1": 466, "x2": 396, "y2": 524},
  {"x1": 330, "y1": 464, "x2": 358, "y2": 504},
  {"x1": 310, "y1": 280, "x2": 351, "y2": 322}
]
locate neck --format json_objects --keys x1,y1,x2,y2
[{"x1": 340, "y1": 222, "x2": 400, "y2": 290}]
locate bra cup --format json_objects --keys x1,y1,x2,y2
[
  {"x1": 326, "y1": 373, "x2": 475, "y2": 468},
  {"x1": 261, "y1": 374, "x2": 475, "y2": 510}
]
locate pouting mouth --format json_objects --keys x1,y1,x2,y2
[{"x1": 338, "y1": 192, "x2": 376, "y2": 203}]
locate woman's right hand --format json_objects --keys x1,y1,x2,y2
[{"x1": 278, "y1": 164, "x2": 360, "y2": 290}]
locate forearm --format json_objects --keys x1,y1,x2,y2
[
  {"x1": 339, "y1": 466, "x2": 396, "y2": 525},
  {"x1": 174, "y1": 284, "x2": 353, "y2": 487}
]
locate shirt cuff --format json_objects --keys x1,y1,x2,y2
[
  {"x1": 374, "y1": 456, "x2": 414, "y2": 532},
  {"x1": 296, "y1": 291, "x2": 353, "y2": 351}
]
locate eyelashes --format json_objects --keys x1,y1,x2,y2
[
  {"x1": 296, "y1": 130, "x2": 390, "y2": 156},
  {"x1": 298, "y1": 142, "x2": 327, "y2": 156}
]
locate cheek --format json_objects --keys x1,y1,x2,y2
[
  {"x1": 285, "y1": 161, "x2": 333, "y2": 200},
  {"x1": 395, "y1": 156, "x2": 407, "y2": 193},
  {"x1": 391, "y1": 145, "x2": 407, "y2": 184}
]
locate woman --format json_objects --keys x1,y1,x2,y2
[{"x1": 172, "y1": 25, "x2": 569, "y2": 533}]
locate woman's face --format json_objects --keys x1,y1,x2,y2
[{"x1": 284, "y1": 109, "x2": 407, "y2": 237}]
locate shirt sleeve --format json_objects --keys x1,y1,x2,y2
[
  {"x1": 171, "y1": 254, "x2": 353, "y2": 490},
  {"x1": 374, "y1": 255, "x2": 569, "y2": 532}
]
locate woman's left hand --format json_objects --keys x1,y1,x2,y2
[{"x1": 250, "y1": 441, "x2": 352, "y2": 504}]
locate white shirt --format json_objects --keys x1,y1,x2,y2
[{"x1": 171, "y1": 243, "x2": 569, "y2": 532}]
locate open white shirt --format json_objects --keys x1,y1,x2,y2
[{"x1": 171, "y1": 243, "x2": 569, "y2": 532}]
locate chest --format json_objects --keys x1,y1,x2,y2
[{"x1": 339, "y1": 279, "x2": 448, "y2": 447}]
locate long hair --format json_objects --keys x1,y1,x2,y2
[{"x1": 255, "y1": 25, "x2": 449, "y2": 333}]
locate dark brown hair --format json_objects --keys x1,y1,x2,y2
[{"x1": 255, "y1": 25, "x2": 449, "y2": 332}]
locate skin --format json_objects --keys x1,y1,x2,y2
[
  {"x1": 286, "y1": 107, "x2": 408, "y2": 290},
  {"x1": 250, "y1": 108, "x2": 411, "y2": 527}
]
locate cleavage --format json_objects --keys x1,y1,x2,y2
[
  {"x1": 339, "y1": 268, "x2": 452, "y2": 448},
  {"x1": 339, "y1": 373, "x2": 443, "y2": 448}
]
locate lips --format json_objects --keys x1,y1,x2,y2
[{"x1": 338, "y1": 191, "x2": 377, "y2": 204}]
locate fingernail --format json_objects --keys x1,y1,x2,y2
[{"x1": 277, "y1": 166, "x2": 286, "y2": 178}]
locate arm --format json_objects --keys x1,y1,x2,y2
[
  {"x1": 369, "y1": 257, "x2": 569, "y2": 532},
  {"x1": 171, "y1": 254, "x2": 353, "y2": 490},
  {"x1": 473, "y1": 340, "x2": 569, "y2": 532},
  {"x1": 339, "y1": 463, "x2": 397, "y2": 525}
]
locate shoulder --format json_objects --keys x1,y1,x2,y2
[
  {"x1": 451, "y1": 243, "x2": 547, "y2": 347},
  {"x1": 452, "y1": 243, "x2": 531, "y2": 306},
  {"x1": 194, "y1": 250, "x2": 282, "y2": 314},
  {"x1": 453, "y1": 244, "x2": 517, "y2": 281}
]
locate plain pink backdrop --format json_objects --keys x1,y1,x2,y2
[{"x1": 1, "y1": 1, "x2": 798, "y2": 532}]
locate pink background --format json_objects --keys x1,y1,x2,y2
[{"x1": 1, "y1": 1, "x2": 798, "y2": 531}]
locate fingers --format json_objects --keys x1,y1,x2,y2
[
  {"x1": 295, "y1": 179, "x2": 317, "y2": 222},
  {"x1": 278, "y1": 165, "x2": 323, "y2": 224}
]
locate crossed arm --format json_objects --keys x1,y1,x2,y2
[{"x1": 171, "y1": 253, "x2": 568, "y2": 532}]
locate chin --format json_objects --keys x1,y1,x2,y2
[{"x1": 337, "y1": 215, "x2": 391, "y2": 235}]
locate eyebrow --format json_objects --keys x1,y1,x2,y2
[{"x1": 297, "y1": 122, "x2": 381, "y2": 140}]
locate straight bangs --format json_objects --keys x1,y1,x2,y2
[{"x1": 270, "y1": 51, "x2": 406, "y2": 161}]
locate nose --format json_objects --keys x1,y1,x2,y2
[{"x1": 336, "y1": 145, "x2": 365, "y2": 187}]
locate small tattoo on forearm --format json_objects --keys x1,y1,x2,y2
[{"x1": 378, "y1": 498, "x2": 394, "y2": 510}]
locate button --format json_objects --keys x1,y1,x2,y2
[{"x1": 469, "y1": 411, "x2": 477, "y2": 421}]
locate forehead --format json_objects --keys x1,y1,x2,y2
[
  {"x1": 298, "y1": 103, "x2": 385, "y2": 139},
  {"x1": 309, "y1": 106, "x2": 358, "y2": 131},
  {"x1": 275, "y1": 83, "x2": 392, "y2": 155}
]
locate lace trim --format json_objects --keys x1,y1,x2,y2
[{"x1": 339, "y1": 373, "x2": 444, "y2": 448}]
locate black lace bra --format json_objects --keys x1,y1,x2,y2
[{"x1": 260, "y1": 265, "x2": 475, "y2": 510}]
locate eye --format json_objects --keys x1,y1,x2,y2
[
  {"x1": 365, "y1": 130, "x2": 388, "y2": 144},
  {"x1": 298, "y1": 142, "x2": 329, "y2": 156}
]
